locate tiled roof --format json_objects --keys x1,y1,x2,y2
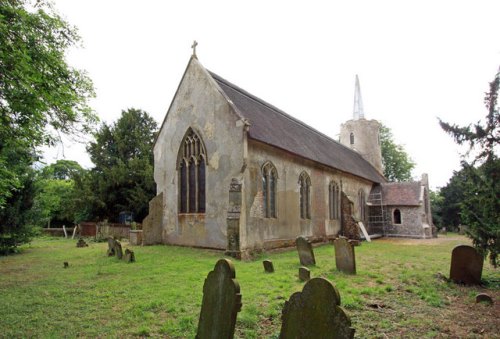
[
  {"x1": 209, "y1": 71, "x2": 386, "y2": 184},
  {"x1": 374, "y1": 182, "x2": 422, "y2": 206}
]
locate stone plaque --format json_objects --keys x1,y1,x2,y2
[
  {"x1": 296, "y1": 236, "x2": 316, "y2": 266},
  {"x1": 449, "y1": 245, "x2": 483, "y2": 285},
  {"x1": 299, "y1": 266, "x2": 310, "y2": 282},
  {"x1": 107, "y1": 237, "x2": 115, "y2": 256},
  {"x1": 124, "y1": 249, "x2": 135, "y2": 263},
  {"x1": 263, "y1": 260, "x2": 274, "y2": 273},
  {"x1": 196, "y1": 259, "x2": 242, "y2": 339},
  {"x1": 114, "y1": 240, "x2": 123, "y2": 260},
  {"x1": 280, "y1": 277, "x2": 355, "y2": 338},
  {"x1": 334, "y1": 237, "x2": 356, "y2": 274}
]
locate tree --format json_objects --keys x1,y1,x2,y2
[
  {"x1": 379, "y1": 124, "x2": 416, "y2": 181},
  {"x1": 82, "y1": 108, "x2": 158, "y2": 222},
  {"x1": 439, "y1": 68, "x2": 499, "y2": 267},
  {"x1": 429, "y1": 189, "x2": 443, "y2": 229},
  {"x1": 0, "y1": 0, "x2": 96, "y2": 252}
]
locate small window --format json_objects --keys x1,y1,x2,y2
[
  {"x1": 393, "y1": 209, "x2": 402, "y2": 224},
  {"x1": 329, "y1": 181, "x2": 340, "y2": 220},
  {"x1": 350, "y1": 132, "x2": 355, "y2": 145},
  {"x1": 299, "y1": 172, "x2": 311, "y2": 219},
  {"x1": 262, "y1": 162, "x2": 277, "y2": 218}
]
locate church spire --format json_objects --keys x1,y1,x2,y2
[{"x1": 353, "y1": 74, "x2": 365, "y2": 120}]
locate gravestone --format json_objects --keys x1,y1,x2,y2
[
  {"x1": 263, "y1": 260, "x2": 274, "y2": 273},
  {"x1": 280, "y1": 277, "x2": 355, "y2": 338},
  {"x1": 107, "y1": 237, "x2": 115, "y2": 256},
  {"x1": 296, "y1": 236, "x2": 316, "y2": 266},
  {"x1": 334, "y1": 237, "x2": 356, "y2": 274},
  {"x1": 475, "y1": 293, "x2": 493, "y2": 305},
  {"x1": 299, "y1": 266, "x2": 310, "y2": 282},
  {"x1": 449, "y1": 245, "x2": 483, "y2": 285},
  {"x1": 76, "y1": 238, "x2": 88, "y2": 248},
  {"x1": 196, "y1": 259, "x2": 242, "y2": 339},
  {"x1": 114, "y1": 240, "x2": 123, "y2": 260},
  {"x1": 63, "y1": 262, "x2": 69, "y2": 268},
  {"x1": 124, "y1": 249, "x2": 135, "y2": 263}
]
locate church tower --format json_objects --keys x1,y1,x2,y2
[{"x1": 339, "y1": 75, "x2": 384, "y2": 175}]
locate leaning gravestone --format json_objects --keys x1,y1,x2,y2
[
  {"x1": 334, "y1": 237, "x2": 356, "y2": 275},
  {"x1": 124, "y1": 249, "x2": 135, "y2": 263},
  {"x1": 449, "y1": 245, "x2": 483, "y2": 285},
  {"x1": 107, "y1": 237, "x2": 115, "y2": 256},
  {"x1": 280, "y1": 277, "x2": 355, "y2": 338},
  {"x1": 263, "y1": 260, "x2": 274, "y2": 273},
  {"x1": 296, "y1": 236, "x2": 316, "y2": 266},
  {"x1": 196, "y1": 259, "x2": 242, "y2": 339},
  {"x1": 114, "y1": 240, "x2": 123, "y2": 260},
  {"x1": 299, "y1": 266, "x2": 310, "y2": 282}
]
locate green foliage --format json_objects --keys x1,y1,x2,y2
[
  {"x1": 80, "y1": 108, "x2": 158, "y2": 222},
  {"x1": 439, "y1": 68, "x2": 500, "y2": 267},
  {"x1": 379, "y1": 124, "x2": 416, "y2": 181},
  {"x1": 429, "y1": 190, "x2": 444, "y2": 229}
]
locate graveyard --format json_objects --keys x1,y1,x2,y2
[{"x1": 0, "y1": 234, "x2": 498, "y2": 338}]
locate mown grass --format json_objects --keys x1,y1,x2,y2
[{"x1": 0, "y1": 234, "x2": 498, "y2": 338}]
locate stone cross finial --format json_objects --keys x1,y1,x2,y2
[{"x1": 191, "y1": 40, "x2": 198, "y2": 57}]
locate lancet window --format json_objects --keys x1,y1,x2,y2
[
  {"x1": 329, "y1": 181, "x2": 340, "y2": 220},
  {"x1": 299, "y1": 172, "x2": 311, "y2": 219},
  {"x1": 262, "y1": 162, "x2": 277, "y2": 218}
]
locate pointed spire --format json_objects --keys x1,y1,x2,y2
[{"x1": 353, "y1": 75, "x2": 365, "y2": 120}]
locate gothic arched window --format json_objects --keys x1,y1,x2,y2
[
  {"x1": 299, "y1": 172, "x2": 311, "y2": 219},
  {"x1": 329, "y1": 181, "x2": 340, "y2": 220},
  {"x1": 262, "y1": 162, "x2": 277, "y2": 218},
  {"x1": 178, "y1": 128, "x2": 206, "y2": 213},
  {"x1": 358, "y1": 189, "x2": 366, "y2": 221},
  {"x1": 393, "y1": 209, "x2": 402, "y2": 224},
  {"x1": 350, "y1": 132, "x2": 355, "y2": 145}
]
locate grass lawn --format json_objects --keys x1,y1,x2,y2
[{"x1": 0, "y1": 234, "x2": 498, "y2": 338}]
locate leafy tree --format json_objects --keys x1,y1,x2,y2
[
  {"x1": 0, "y1": 0, "x2": 95, "y2": 252},
  {"x1": 429, "y1": 189, "x2": 443, "y2": 229},
  {"x1": 439, "y1": 69, "x2": 499, "y2": 267},
  {"x1": 82, "y1": 108, "x2": 158, "y2": 222},
  {"x1": 380, "y1": 124, "x2": 416, "y2": 181}
]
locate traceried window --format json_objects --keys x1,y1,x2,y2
[
  {"x1": 299, "y1": 172, "x2": 311, "y2": 219},
  {"x1": 329, "y1": 181, "x2": 340, "y2": 220},
  {"x1": 178, "y1": 128, "x2": 206, "y2": 214},
  {"x1": 393, "y1": 209, "x2": 402, "y2": 224},
  {"x1": 358, "y1": 189, "x2": 366, "y2": 221},
  {"x1": 262, "y1": 162, "x2": 277, "y2": 218}
]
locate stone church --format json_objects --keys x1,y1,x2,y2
[{"x1": 142, "y1": 53, "x2": 435, "y2": 258}]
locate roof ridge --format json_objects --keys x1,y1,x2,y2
[{"x1": 208, "y1": 70, "x2": 365, "y2": 160}]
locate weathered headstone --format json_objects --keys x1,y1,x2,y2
[
  {"x1": 334, "y1": 237, "x2": 356, "y2": 274},
  {"x1": 114, "y1": 240, "x2": 123, "y2": 260},
  {"x1": 63, "y1": 262, "x2": 69, "y2": 268},
  {"x1": 449, "y1": 245, "x2": 483, "y2": 285},
  {"x1": 107, "y1": 237, "x2": 115, "y2": 256},
  {"x1": 196, "y1": 259, "x2": 242, "y2": 339},
  {"x1": 263, "y1": 260, "x2": 274, "y2": 273},
  {"x1": 299, "y1": 266, "x2": 310, "y2": 282},
  {"x1": 475, "y1": 293, "x2": 493, "y2": 305},
  {"x1": 296, "y1": 236, "x2": 316, "y2": 266},
  {"x1": 124, "y1": 249, "x2": 135, "y2": 263},
  {"x1": 76, "y1": 238, "x2": 88, "y2": 248},
  {"x1": 280, "y1": 277, "x2": 355, "y2": 338}
]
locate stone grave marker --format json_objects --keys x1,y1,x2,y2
[
  {"x1": 107, "y1": 237, "x2": 115, "y2": 256},
  {"x1": 280, "y1": 277, "x2": 355, "y2": 338},
  {"x1": 449, "y1": 245, "x2": 483, "y2": 285},
  {"x1": 63, "y1": 262, "x2": 69, "y2": 268},
  {"x1": 299, "y1": 266, "x2": 310, "y2": 282},
  {"x1": 124, "y1": 249, "x2": 135, "y2": 263},
  {"x1": 334, "y1": 237, "x2": 356, "y2": 274},
  {"x1": 114, "y1": 240, "x2": 123, "y2": 260},
  {"x1": 475, "y1": 293, "x2": 493, "y2": 305},
  {"x1": 296, "y1": 236, "x2": 316, "y2": 266},
  {"x1": 263, "y1": 260, "x2": 274, "y2": 273},
  {"x1": 76, "y1": 238, "x2": 88, "y2": 248},
  {"x1": 196, "y1": 259, "x2": 242, "y2": 339}
]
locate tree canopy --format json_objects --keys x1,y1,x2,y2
[
  {"x1": 440, "y1": 69, "x2": 499, "y2": 267},
  {"x1": 379, "y1": 124, "x2": 415, "y2": 182}
]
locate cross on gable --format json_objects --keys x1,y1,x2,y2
[{"x1": 191, "y1": 40, "x2": 198, "y2": 57}]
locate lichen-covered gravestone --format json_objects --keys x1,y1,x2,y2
[
  {"x1": 263, "y1": 260, "x2": 274, "y2": 273},
  {"x1": 296, "y1": 236, "x2": 316, "y2": 266},
  {"x1": 124, "y1": 249, "x2": 135, "y2": 263},
  {"x1": 449, "y1": 245, "x2": 483, "y2": 285},
  {"x1": 334, "y1": 237, "x2": 356, "y2": 274},
  {"x1": 299, "y1": 266, "x2": 310, "y2": 282},
  {"x1": 280, "y1": 277, "x2": 355, "y2": 338},
  {"x1": 196, "y1": 259, "x2": 242, "y2": 339},
  {"x1": 114, "y1": 240, "x2": 123, "y2": 260},
  {"x1": 107, "y1": 237, "x2": 115, "y2": 256}
]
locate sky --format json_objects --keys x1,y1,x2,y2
[{"x1": 44, "y1": 0, "x2": 500, "y2": 189}]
